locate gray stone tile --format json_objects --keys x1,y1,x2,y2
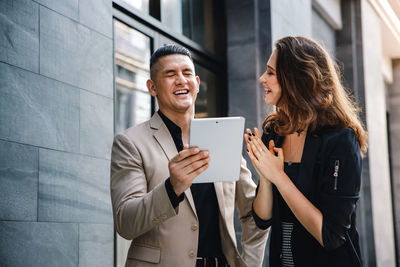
[
  {"x1": 40, "y1": 6, "x2": 113, "y2": 98},
  {"x1": 34, "y1": 0, "x2": 79, "y2": 21},
  {"x1": 0, "y1": 140, "x2": 38, "y2": 221},
  {"x1": 79, "y1": 0, "x2": 112, "y2": 38},
  {"x1": 0, "y1": 63, "x2": 80, "y2": 152},
  {"x1": 38, "y1": 149, "x2": 113, "y2": 223},
  {"x1": 0, "y1": 0, "x2": 39, "y2": 72},
  {"x1": 228, "y1": 43, "x2": 256, "y2": 81},
  {"x1": 80, "y1": 90, "x2": 113, "y2": 160},
  {"x1": 79, "y1": 223, "x2": 114, "y2": 267},
  {"x1": 0, "y1": 221, "x2": 78, "y2": 267}
]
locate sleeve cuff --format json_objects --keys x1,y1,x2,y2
[
  {"x1": 165, "y1": 178, "x2": 184, "y2": 209},
  {"x1": 322, "y1": 216, "x2": 346, "y2": 250},
  {"x1": 251, "y1": 202, "x2": 272, "y2": 230}
]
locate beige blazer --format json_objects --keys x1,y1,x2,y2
[{"x1": 110, "y1": 113, "x2": 268, "y2": 267}]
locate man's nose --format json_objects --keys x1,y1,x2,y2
[{"x1": 175, "y1": 72, "x2": 186, "y2": 85}]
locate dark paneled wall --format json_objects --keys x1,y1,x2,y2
[
  {"x1": 226, "y1": 1, "x2": 272, "y2": 266},
  {"x1": 336, "y1": 1, "x2": 376, "y2": 266}
]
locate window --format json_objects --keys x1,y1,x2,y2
[
  {"x1": 114, "y1": 20, "x2": 152, "y2": 133},
  {"x1": 194, "y1": 63, "x2": 218, "y2": 118},
  {"x1": 118, "y1": 0, "x2": 225, "y2": 55}
]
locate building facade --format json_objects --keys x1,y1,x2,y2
[{"x1": 0, "y1": 0, "x2": 399, "y2": 266}]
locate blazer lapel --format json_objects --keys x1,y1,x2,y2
[
  {"x1": 297, "y1": 133, "x2": 322, "y2": 200},
  {"x1": 150, "y1": 112, "x2": 198, "y2": 217},
  {"x1": 214, "y1": 182, "x2": 226, "y2": 219},
  {"x1": 184, "y1": 188, "x2": 198, "y2": 219},
  {"x1": 150, "y1": 112, "x2": 178, "y2": 161}
]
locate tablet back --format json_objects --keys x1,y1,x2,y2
[{"x1": 189, "y1": 117, "x2": 245, "y2": 183}]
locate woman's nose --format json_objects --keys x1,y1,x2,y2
[{"x1": 259, "y1": 73, "x2": 266, "y2": 83}]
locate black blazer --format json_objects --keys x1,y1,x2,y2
[{"x1": 253, "y1": 126, "x2": 363, "y2": 267}]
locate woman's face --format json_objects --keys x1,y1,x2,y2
[{"x1": 259, "y1": 50, "x2": 281, "y2": 106}]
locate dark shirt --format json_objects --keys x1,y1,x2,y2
[{"x1": 158, "y1": 110, "x2": 224, "y2": 258}]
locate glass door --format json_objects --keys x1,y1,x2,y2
[
  {"x1": 113, "y1": 15, "x2": 226, "y2": 267},
  {"x1": 113, "y1": 19, "x2": 154, "y2": 267}
]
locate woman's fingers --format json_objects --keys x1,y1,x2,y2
[
  {"x1": 245, "y1": 128, "x2": 271, "y2": 161},
  {"x1": 269, "y1": 140, "x2": 275, "y2": 154},
  {"x1": 273, "y1": 147, "x2": 284, "y2": 161}
]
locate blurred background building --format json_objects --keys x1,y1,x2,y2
[{"x1": 0, "y1": 0, "x2": 399, "y2": 266}]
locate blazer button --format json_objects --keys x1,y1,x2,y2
[
  {"x1": 191, "y1": 224, "x2": 198, "y2": 231},
  {"x1": 189, "y1": 250, "x2": 196, "y2": 258}
]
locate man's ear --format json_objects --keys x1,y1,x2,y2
[
  {"x1": 196, "y1": 76, "x2": 200, "y2": 93},
  {"x1": 146, "y1": 79, "x2": 157, "y2": 97}
]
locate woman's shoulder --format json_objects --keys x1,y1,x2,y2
[
  {"x1": 318, "y1": 127, "x2": 356, "y2": 142},
  {"x1": 317, "y1": 127, "x2": 360, "y2": 155}
]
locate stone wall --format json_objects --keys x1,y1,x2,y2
[{"x1": 0, "y1": 0, "x2": 114, "y2": 266}]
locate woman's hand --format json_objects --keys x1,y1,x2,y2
[{"x1": 244, "y1": 128, "x2": 285, "y2": 184}]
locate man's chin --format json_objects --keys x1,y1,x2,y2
[{"x1": 175, "y1": 103, "x2": 195, "y2": 113}]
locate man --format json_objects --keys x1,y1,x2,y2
[{"x1": 110, "y1": 44, "x2": 268, "y2": 267}]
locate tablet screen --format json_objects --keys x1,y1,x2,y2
[{"x1": 189, "y1": 117, "x2": 245, "y2": 183}]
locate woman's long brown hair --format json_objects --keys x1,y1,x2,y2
[{"x1": 262, "y1": 36, "x2": 368, "y2": 155}]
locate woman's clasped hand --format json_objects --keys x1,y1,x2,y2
[{"x1": 244, "y1": 128, "x2": 284, "y2": 185}]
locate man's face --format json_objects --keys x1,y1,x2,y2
[{"x1": 147, "y1": 54, "x2": 200, "y2": 115}]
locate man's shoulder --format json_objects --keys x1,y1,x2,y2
[
  {"x1": 124, "y1": 120, "x2": 151, "y2": 134},
  {"x1": 115, "y1": 120, "x2": 152, "y2": 144}
]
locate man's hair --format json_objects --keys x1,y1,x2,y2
[{"x1": 149, "y1": 44, "x2": 193, "y2": 79}]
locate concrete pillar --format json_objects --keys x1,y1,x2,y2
[
  {"x1": 388, "y1": 59, "x2": 400, "y2": 267},
  {"x1": 336, "y1": 0, "x2": 377, "y2": 266},
  {"x1": 361, "y1": 1, "x2": 396, "y2": 266}
]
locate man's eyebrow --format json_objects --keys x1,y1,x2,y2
[
  {"x1": 267, "y1": 65, "x2": 275, "y2": 71},
  {"x1": 163, "y1": 69, "x2": 175, "y2": 74}
]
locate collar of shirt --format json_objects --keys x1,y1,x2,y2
[{"x1": 157, "y1": 110, "x2": 184, "y2": 151}]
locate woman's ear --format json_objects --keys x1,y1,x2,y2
[{"x1": 146, "y1": 79, "x2": 157, "y2": 97}]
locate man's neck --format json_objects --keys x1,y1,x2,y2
[{"x1": 159, "y1": 108, "x2": 192, "y2": 137}]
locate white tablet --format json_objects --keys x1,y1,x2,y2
[{"x1": 189, "y1": 117, "x2": 245, "y2": 183}]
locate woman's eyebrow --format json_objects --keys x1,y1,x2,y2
[{"x1": 267, "y1": 65, "x2": 275, "y2": 71}]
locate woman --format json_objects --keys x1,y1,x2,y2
[{"x1": 245, "y1": 36, "x2": 367, "y2": 267}]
